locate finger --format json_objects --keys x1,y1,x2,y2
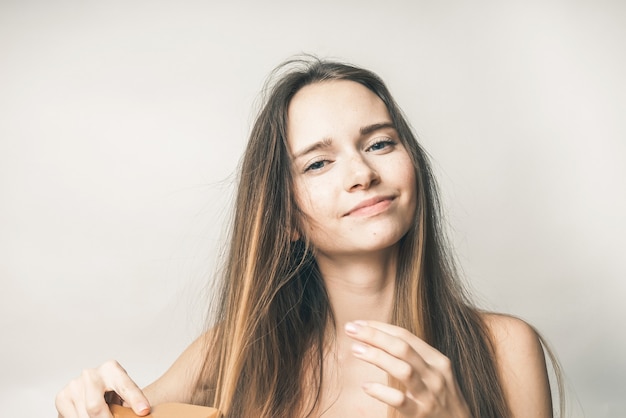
[
  {"x1": 81, "y1": 369, "x2": 114, "y2": 418},
  {"x1": 351, "y1": 340, "x2": 428, "y2": 395},
  {"x1": 73, "y1": 394, "x2": 92, "y2": 418},
  {"x1": 347, "y1": 321, "x2": 452, "y2": 400},
  {"x1": 98, "y1": 361, "x2": 150, "y2": 416},
  {"x1": 55, "y1": 392, "x2": 77, "y2": 418},
  {"x1": 346, "y1": 322, "x2": 430, "y2": 375},
  {"x1": 358, "y1": 321, "x2": 458, "y2": 390},
  {"x1": 355, "y1": 320, "x2": 443, "y2": 360},
  {"x1": 362, "y1": 382, "x2": 418, "y2": 416}
]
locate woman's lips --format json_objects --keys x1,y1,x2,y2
[{"x1": 344, "y1": 196, "x2": 394, "y2": 217}]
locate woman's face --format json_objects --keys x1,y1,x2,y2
[{"x1": 287, "y1": 80, "x2": 417, "y2": 259}]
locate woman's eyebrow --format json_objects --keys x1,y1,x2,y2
[
  {"x1": 293, "y1": 122, "x2": 396, "y2": 160},
  {"x1": 359, "y1": 122, "x2": 396, "y2": 136},
  {"x1": 293, "y1": 137, "x2": 333, "y2": 160}
]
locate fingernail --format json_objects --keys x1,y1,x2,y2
[
  {"x1": 352, "y1": 343, "x2": 367, "y2": 354},
  {"x1": 345, "y1": 322, "x2": 360, "y2": 334},
  {"x1": 136, "y1": 403, "x2": 150, "y2": 413}
]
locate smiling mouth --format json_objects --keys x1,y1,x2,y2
[{"x1": 344, "y1": 196, "x2": 395, "y2": 217}]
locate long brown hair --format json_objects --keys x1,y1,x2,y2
[{"x1": 191, "y1": 57, "x2": 539, "y2": 417}]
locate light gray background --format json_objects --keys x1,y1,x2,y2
[{"x1": 1, "y1": 1, "x2": 624, "y2": 417}]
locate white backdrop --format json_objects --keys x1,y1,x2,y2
[{"x1": 1, "y1": 1, "x2": 624, "y2": 416}]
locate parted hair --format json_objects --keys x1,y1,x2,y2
[{"x1": 191, "y1": 57, "x2": 512, "y2": 417}]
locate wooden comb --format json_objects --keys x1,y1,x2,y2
[{"x1": 110, "y1": 403, "x2": 219, "y2": 418}]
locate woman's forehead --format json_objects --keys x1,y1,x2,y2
[{"x1": 286, "y1": 80, "x2": 391, "y2": 149}]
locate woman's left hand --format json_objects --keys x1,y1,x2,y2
[{"x1": 345, "y1": 320, "x2": 472, "y2": 418}]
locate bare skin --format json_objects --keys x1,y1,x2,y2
[
  {"x1": 55, "y1": 81, "x2": 553, "y2": 418},
  {"x1": 289, "y1": 80, "x2": 471, "y2": 417},
  {"x1": 55, "y1": 306, "x2": 552, "y2": 418}
]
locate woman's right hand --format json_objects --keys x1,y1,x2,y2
[{"x1": 55, "y1": 360, "x2": 151, "y2": 418}]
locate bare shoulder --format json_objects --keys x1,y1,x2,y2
[
  {"x1": 482, "y1": 313, "x2": 543, "y2": 354},
  {"x1": 481, "y1": 313, "x2": 553, "y2": 417},
  {"x1": 142, "y1": 330, "x2": 213, "y2": 405}
]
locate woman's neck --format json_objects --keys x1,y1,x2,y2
[{"x1": 315, "y1": 247, "x2": 398, "y2": 331}]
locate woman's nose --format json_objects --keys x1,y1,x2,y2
[{"x1": 344, "y1": 154, "x2": 380, "y2": 191}]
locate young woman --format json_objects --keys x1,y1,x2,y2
[{"x1": 55, "y1": 57, "x2": 559, "y2": 418}]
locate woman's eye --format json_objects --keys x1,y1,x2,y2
[
  {"x1": 305, "y1": 160, "x2": 328, "y2": 172},
  {"x1": 367, "y1": 138, "x2": 396, "y2": 152}
]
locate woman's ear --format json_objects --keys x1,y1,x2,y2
[{"x1": 291, "y1": 228, "x2": 300, "y2": 242}]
